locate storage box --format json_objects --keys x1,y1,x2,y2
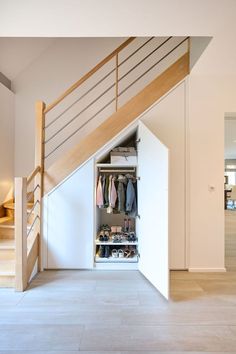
[{"x1": 110, "y1": 151, "x2": 137, "y2": 165}]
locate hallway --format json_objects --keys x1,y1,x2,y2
[
  {"x1": 0, "y1": 270, "x2": 236, "y2": 352},
  {"x1": 225, "y1": 210, "x2": 236, "y2": 271}
]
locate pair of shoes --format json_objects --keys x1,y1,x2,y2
[
  {"x1": 101, "y1": 224, "x2": 110, "y2": 231},
  {"x1": 98, "y1": 245, "x2": 110, "y2": 258},
  {"x1": 124, "y1": 246, "x2": 136, "y2": 258},
  {"x1": 99, "y1": 231, "x2": 110, "y2": 242},
  {"x1": 112, "y1": 249, "x2": 124, "y2": 258},
  {"x1": 127, "y1": 232, "x2": 136, "y2": 242},
  {"x1": 112, "y1": 234, "x2": 123, "y2": 243},
  {"x1": 99, "y1": 235, "x2": 109, "y2": 242},
  {"x1": 111, "y1": 226, "x2": 122, "y2": 233}
]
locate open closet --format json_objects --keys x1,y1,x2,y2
[
  {"x1": 95, "y1": 135, "x2": 139, "y2": 268},
  {"x1": 44, "y1": 121, "x2": 169, "y2": 299}
]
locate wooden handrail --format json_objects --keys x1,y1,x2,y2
[
  {"x1": 27, "y1": 166, "x2": 41, "y2": 186},
  {"x1": 44, "y1": 37, "x2": 136, "y2": 114}
]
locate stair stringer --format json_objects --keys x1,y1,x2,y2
[{"x1": 44, "y1": 52, "x2": 189, "y2": 195}]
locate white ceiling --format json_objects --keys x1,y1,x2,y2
[
  {"x1": 0, "y1": 38, "x2": 54, "y2": 80},
  {"x1": 225, "y1": 116, "x2": 236, "y2": 159}
]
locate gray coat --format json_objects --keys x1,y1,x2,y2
[{"x1": 126, "y1": 177, "x2": 137, "y2": 217}]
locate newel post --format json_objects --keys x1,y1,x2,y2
[
  {"x1": 35, "y1": 101, "x2": 46, "y2": 271},
  {"x1": 15, "y1": 177, "x2": 28, "y2": 291}
]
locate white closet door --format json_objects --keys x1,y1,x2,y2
[
  {"x1": 137, "y1": 121, "x2": 169, "y2": 299},
  {"x1": 46, "y1": 159, "x2": 94, "y2": 269}
]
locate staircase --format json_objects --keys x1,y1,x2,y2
[
  {"x1": 0, "y1": 36, "x2": 190, "y2": 290},
  {"x1": 0, "y1": 198, "x2": 35, "y2": 287},
  {"x1": 0, "y1": 214, "x2": 15, "y2": 287}
]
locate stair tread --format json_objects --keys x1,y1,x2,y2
[
  {"x1": 0, "y1": 217, "x2": 32, "y2": 231},
  {"x1": 0, "y1": 239, "x2": 15, "y2": 250},
  {"x1": 0, "y1": 217, "x2": 14, "y2": 228},
  {"x1": 0, "y1": 260, "x2": 15, "y2": 276},
  {"x1": 3, "y1": 202, "x2": 34, "y2": 211}
]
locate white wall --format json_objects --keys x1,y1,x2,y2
[
  {"x1": 141, "y1": 81, "x2": 186, "y2": 269},
  {"x1": 0, "y1": 0, "x2": 235, "y2": 38},
  {"x1": 0, "y1": 83, "x2": 14, "y2": 204},
  {"x1": 12, "y1": 37, "x2": 124, "y2": 176},
  {"x1": 188, "y1": 74, "x2": 236, "y2": 271}
]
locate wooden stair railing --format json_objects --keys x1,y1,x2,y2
[
  {"x1": 15, "y1": 96, "x2": 45, "y2": 291},
  {"x1": 42, "y1": 36, "x2": 190, "y2": 166},
  {"x1": 15, "y1": 164, "x2": 42, "y2": 291}
]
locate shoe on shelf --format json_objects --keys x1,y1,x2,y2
[
  {"x1": 104, "y1": 246, "x2": 110, "y2": 258},
  {"x1": 124, "y1": 248, "x2": 131, "y2": 258},
  {"x1": 118, "y1": 249, "x2": 124, "y2": 258},
  {"x1": 101, "y1": 224, "x2": 111, "y2": 231},
  {"x1": 129, "y1": 245, "x2": 136, "y2": 257},
  {"x1": 116, "y1": 226, "x2": 122, "y2": 233},
  {"x1": 99, "y1": 234, "x2": 105, "y2": 242},
  {"x1": 103, "y1": 235, "x2": 109, "y2": 242},
  {"x1": 111, "y1": 226, "x2": 117, "y2": 233},
  {"x1": 98, "y1": 245, "x2": 105, "y2": 258},
  {"x1": 112, "y1": 249, "x2": 118, "y2": 258},
  {"x1": 127, "y1": 233, "x2": 136, "y2": 242}
]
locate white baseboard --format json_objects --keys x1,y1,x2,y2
[{"x1": 188, "y1": 267, "x2": 226, "y2": 272}]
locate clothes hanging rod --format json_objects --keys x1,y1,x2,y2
[{"x1": 99, "y1": 169, "x2": 136, "y2": 173}]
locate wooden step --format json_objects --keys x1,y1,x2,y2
[
  {"x1": 0, "y1": 239, "x2": 15, "y2": 260},
  {"x1": 0, "y1": 217, "x2": 15, "y2": 239},
  {"x1": 3, "y1": 202, "x2": 34, "y2": 210},
  {"x1": 3, "y1": 202, "x2": 35, "y2": 222},
  {"x1": 0, "y1": 275, "x2": 15, "y2": 288},
  {"x1": 3, "y1": 202, "x2": 34, "y2": 212},
  {"x1": 0, "y1": 260, "x2": 15, "y2": 288},
  {"x1": 0, "y1": 260, "x2": 15, "y2": 276},
  {"x1": 0, "y1": 216, "x2": 34, "y2": 239}
]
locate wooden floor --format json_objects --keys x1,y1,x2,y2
[
  {"x1": 0, "y1": 214, "x2": 235, "y2": 353},
  {"x1": 0, "y1": 269, "x2": 236, "y2": 353}
]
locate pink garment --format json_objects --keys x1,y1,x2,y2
[
  {"x1": 96, "y1": 176, "x2": 103, "y2": 208},
  {"x1": 107, "y1": 175, "x2": 117, "y2": 213}
]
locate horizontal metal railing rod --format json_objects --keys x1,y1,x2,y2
[
  {"x1": 45, "y1": 37, "x2": 154, "y2": 130},
  {"x1": 45, "y1": 37, "x2": 171, "y2": 145},
  {"x1": 27, "y1": 184, "x2": 40, "y2": 202},
  {"x1": 119, "y1": 36, "x2": 189, "y2": 97},
  {"x1": 27, "y1": 200, "x2": 40, "y2": 221},
  {"x1": 27, "y1": 215, "x2": 39, "y2": 237}
]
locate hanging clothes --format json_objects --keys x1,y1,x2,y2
[
  {"x1": 96, "y1": 175, "x2": 104, "y2": 208},
  {"x1": 117, "y1": 174, "x2": 127, "y2": 212},
  {"x1": 103, "y1": 175, "x2": 109, "y2": 208},
  {"x1": 107, "y1": 175, "x2": 117, "y2": 214},
  {"x1": 126, "y1": 175, "x2": 137, "y2": 218}
]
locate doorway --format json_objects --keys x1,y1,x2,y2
[{"x1": 224, "y1": 115, "x2": 236, "y2": 271}]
